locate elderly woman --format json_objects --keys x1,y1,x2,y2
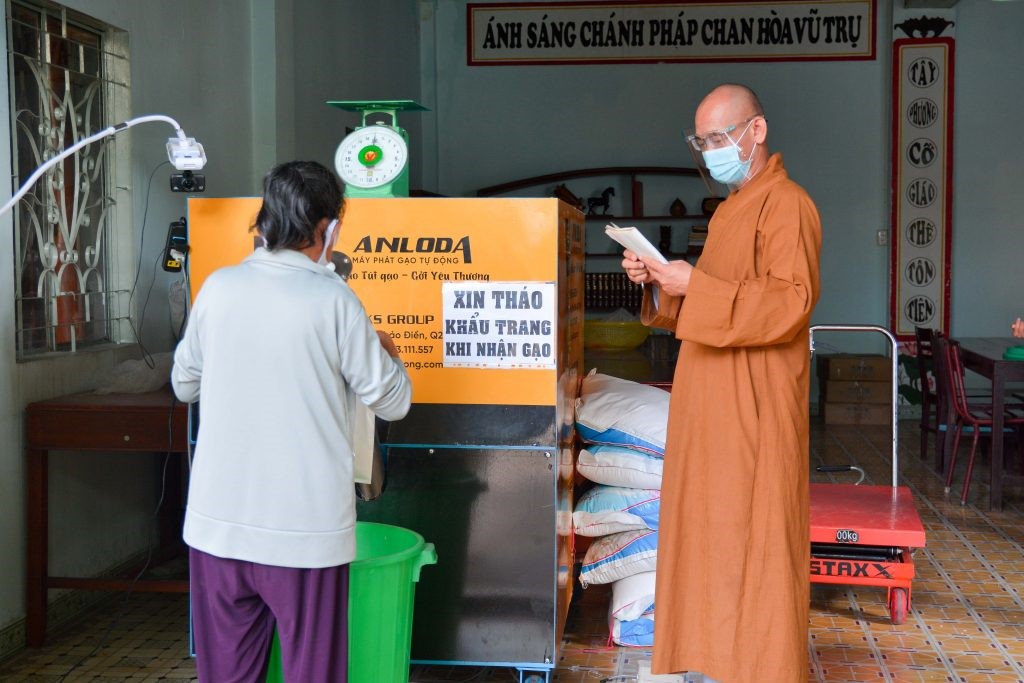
[{"x1": 172, "y1": 160, "x2": 411, "y2": 682}]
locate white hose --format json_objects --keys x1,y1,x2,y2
[{"x1": 1, "y1": 114, "x2": 185, "y2": 217}]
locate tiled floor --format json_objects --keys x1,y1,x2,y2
[{"x1": 1, "y1": 421, "x2": 1022, "y2": 682}]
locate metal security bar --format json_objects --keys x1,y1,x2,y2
[{"x1": 8, "y1": 0, "x2": 129, "y2": 358}]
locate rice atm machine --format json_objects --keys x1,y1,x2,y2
[{"x1": 186, "y1": 197, "x2": 585, "y2": 681}]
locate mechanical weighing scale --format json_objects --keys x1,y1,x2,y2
[
  {"x1": 327, "y1": 99, "x2": 428, "y2": 198},
  {"x1": 808, "y1": 325, "x2": 926, "y2": 625}
]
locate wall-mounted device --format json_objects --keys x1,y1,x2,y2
[
  {"x1": 327, "y1": 100, "x2": 428, "y2": 198},
  {"x1": 170, "y1": 170, "x2": 205, "y2": 193},
  {"x1": 163, "y1": 217, "x2": 188, "y2": 272}
]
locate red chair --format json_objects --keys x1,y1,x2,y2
[{"x1": 937, "y1": 336, "x2": 1024, "y2": 505}]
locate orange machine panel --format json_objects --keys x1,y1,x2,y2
[
  {"x1": 187, "y1": 197, "x2": 582, "y2": 407},
  {"x1": 186, "y1": 197, "x2": 261, "y2": 298}
]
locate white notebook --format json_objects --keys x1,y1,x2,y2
[{"x1": 604, "y1": 223, "x2": 668, "y2": 264}]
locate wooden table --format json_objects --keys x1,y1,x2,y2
[
  {"x1": 25, "y1": 387, "x2": 190, "y2": 647},
  {"x1": 953, "y1": 337, "x2": 1024, "y2": 510}
]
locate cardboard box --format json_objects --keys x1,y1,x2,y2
[
  {"x1": 824, "y1": 402, "x2": 891, "y2": 425},
  {"x1": 824, "y1": 354, "x2": 891, "y2": 381},
  {"x1": 825, "y1": 379, "x2": 892, "y2": 404}
]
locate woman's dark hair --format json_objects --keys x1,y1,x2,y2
[{"x1": 254, "y1": 161, "x2": 344, "y2": 250}]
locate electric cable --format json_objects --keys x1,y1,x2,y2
[
  {"x1": 176, "y1": 253, "x2": 194, "y2": 475},
  {"x1": 125, "y1": 159, "x2": 169, "y2": 368},
  {"x1": 137, "y1": 249, "x2": 165, "y2": 350}
]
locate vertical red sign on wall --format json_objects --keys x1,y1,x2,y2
[{"x1": 890, "y1": 36, "x2": 954, "y2": 341}]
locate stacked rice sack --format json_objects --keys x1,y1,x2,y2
[{"x1": 574, "y1": 371, "x2": 669, "y2": 648}]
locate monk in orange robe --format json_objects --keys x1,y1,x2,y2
[{"x1": 622, "y1": 84, "x2": 822, "y2": 682}]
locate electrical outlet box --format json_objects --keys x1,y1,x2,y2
[
  {"x1": 876, "y1": 229, "x2": 888, "y2": 246},
  {"x1": 163, "y1": 217, "x2": 187, "y2": 272}
]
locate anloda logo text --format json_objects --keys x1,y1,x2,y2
[{"x1": 353, "y1": 236, "x2": 473, "y2": 263}]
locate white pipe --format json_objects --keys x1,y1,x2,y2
[{"x1": 1, "y1": 114, "x2": 185, "y2": 217}]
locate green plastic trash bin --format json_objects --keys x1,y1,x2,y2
[{"x1": 265, "y1": 521, "x2": 437, "y2": 683}]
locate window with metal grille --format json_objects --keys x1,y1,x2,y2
[{"x1": 8, "y1": 0, "x2": 130, "y2": 359}]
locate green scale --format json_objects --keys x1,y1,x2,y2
[{"x1": 328, "y1": 99, "x2": 428, "y2": 198}]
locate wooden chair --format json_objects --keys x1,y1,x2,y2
[
  {"x1": 937, "y1": 336, "x2": 1024, "y2": 505},
  {"x1": 930, "y1": 331, "x2": 960, "y2": 474},
  {"x1": 913, "y1": 326, "x2": 938, "y2": 462},
  {"x1": 927, "y1": 330, "x2": 1000, "y2": 472}
]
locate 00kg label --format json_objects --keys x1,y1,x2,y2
[{"x1": 835, "y1": 529, "x2": 860, "y2": 543}]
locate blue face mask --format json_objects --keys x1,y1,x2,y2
[{"x1": 701, "y1": 120, "x2": 756, "y2": 186}]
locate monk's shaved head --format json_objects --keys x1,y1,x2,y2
[
  {"x1": 693, "y1": 82, "x2": 770, "y2": 186},
  {"x1": 695, "y1": 83, "x2": 764, "y2": 132}
]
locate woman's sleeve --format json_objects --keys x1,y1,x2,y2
[
  {"x1": 171, "y1": 297, "x2": 204, "y2": 403},
  {"x1": 337, "y1": 301, "x2": 412, "y2": 422}
]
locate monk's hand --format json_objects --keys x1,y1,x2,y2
[
  {"x1": 621, "y1": 249, "x2": 651, "y2": 284},
  {"x1": 1013, "y1": 317, "x2": 1024, "y2": 339},
  {"x1": 644, "y1": 258, "x2": 693, "y2": 297}
]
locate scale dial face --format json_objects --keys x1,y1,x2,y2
[{"x1": 334, "y1": 125, "x2": 408, "y2": 189}]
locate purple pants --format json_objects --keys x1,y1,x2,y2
[{"x1": 189, "y1": 547, "x2": 349, "y2": 683}]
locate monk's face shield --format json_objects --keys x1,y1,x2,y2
[
  {"x1": 685, "y1": 115, "x2": 764, "y2": 193},
  {"x1": 686, "y1": 116, "x2": 759, "y2": 152}
]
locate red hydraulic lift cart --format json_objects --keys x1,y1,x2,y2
[{"x1": 808, "y1": 325, "x2": 927, "y2": 625}]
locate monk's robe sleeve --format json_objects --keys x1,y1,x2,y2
[
  {"x1": 640, "y1": 284, "x2": 683, "y2": 331},
  {"x1": 677, "y1": 190, "x2": 821, "y2": 348}
]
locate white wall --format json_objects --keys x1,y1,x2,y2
[
  {"x1": 289, "y1": 0, "x2": 423, "y2": 182},
  {"x1": 949, "y1": 2, "x2": 1024, "y2": 337}
]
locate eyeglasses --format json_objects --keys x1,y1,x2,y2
[{"x1": 686, "y1": 116, "x2": 761, "y2": 152}]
